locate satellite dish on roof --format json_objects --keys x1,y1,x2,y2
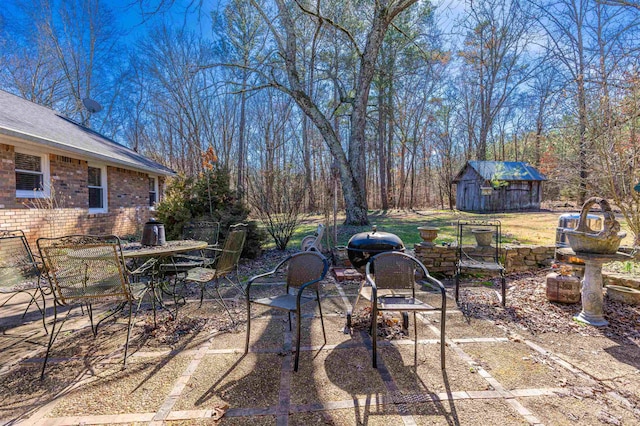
[{"x1": 82, "y1": 98, "x2": 103, "y2": 113}]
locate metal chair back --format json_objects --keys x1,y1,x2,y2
[
  {"x1": 455, "y1": 220, "x2": 506, "y2": 306},
  {"x1": 368, "y1": 251, "x2": 418, "y2": 293},
  {"x1": 286, "y1": 251, "x2": 327, "y2": 290},
  {"x1": 215, "y1": 224, "x2": 247, "y2": 277},
  {"x1": 0, "y1": 230, "x2": 41, "y2": 293},
  {"x1": 456, "y1": 220, "x2": 502, "y2": 264},
  {"x1": 184, "y1": 221, "x2": 220, "y2": 246},
  {"x1": 37, "y1": 235, "x2": 132, "y2": 305}
]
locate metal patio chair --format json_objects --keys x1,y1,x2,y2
[
  {"x1": 182, "y1": 223, "x2": 248, "y2": 318},
  {"x1": 36, "y1": 235, "x2": 137, "y2": 379},
  {"x1": 245, "y1": 251, "x2": 329, "y2": 371},
  {"x1": 364, "y1": 251, "x2": 446, "y2": 369},
  {"x1": 158, "y1": 220, "x2": 222, "y2": 306},
  {"x1": 159, "y1": 220, "x2": 221, "y2": 274},
  {"x1": 0, "y1": 230, "x2": 48, "y2": 333},
  {"x1": 454, "y1": 220, "x2": 506, "y2": 307}
]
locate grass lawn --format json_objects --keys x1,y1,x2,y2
[{"x1": 278, "y1": 209, "x2": 636, "y2": 251}]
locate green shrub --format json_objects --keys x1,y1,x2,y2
[{"x1": 156, "y1": 167, "x2": 267, "y2": 258}]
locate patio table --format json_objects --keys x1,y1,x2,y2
[{"x1": 123, "y1": 240, "x2": 208, "y2": 325}]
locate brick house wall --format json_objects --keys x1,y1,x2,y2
[{"x1": 0, "y1": 141, "x2": 166, "y2": 248}]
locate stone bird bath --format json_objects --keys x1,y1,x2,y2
[{"x1": 559, "y1": 197, "x2": 630, "y2": 326}]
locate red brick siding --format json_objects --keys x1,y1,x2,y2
[
  {"x1": 0, "y1": 144, "x2": 17, "y2": 208},
  {"x1": 0, "y1": 142, "x2": 161, "y2": 248},
  {"x1": 50, "y1": 154, "x2": 88, "y2": 208},
  {"x1": 108, "y1": 167, "x2": 149, "y2": 208}
]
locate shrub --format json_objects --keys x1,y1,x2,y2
[{"x1": 156, "y1": 167, "x2": 267, "y2": 258}]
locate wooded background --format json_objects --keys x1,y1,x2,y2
[{"x1": 1, "y1": 0, "x2": 639, "y2": 235}]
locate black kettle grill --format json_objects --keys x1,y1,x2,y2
[{"x1": 347, "y1": 226, "x2": 405, "y2": 272}]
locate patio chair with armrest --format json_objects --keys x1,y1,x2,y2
[
  {"x1": 158, "y1": 220, "x2": 221, "y2": 275},
  {"x1": 0, "y1": 230, "x2": 48, "y2": 333},
  {"x1": 157, "y1": 220, "x2": 222, "y2": 306},
  {"x1": 364, "y1": 251, "x2": 446, "y2": 369},
  {"x1": 454, "y1": 220, "x2": 506, "y2": 307},
  {"x1": 36, "y1": 234, "x2": 137, "y2": 379},
  {"x1": 182, "y1": 223, "x2": 248, "y2": 318},
  {"x1": 245, "y1": 250, "x2": 329, "y2": 371}
]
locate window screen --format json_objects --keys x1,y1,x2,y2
[
  {"x1": 149, "y1": 177, "x2": 157, "y2": 206},
  {"x1": 15, "y1": 153, "x2": 44, "y2": 191},
  {"x1": 88, "y1": 166, "x2": 104, "y2": 209}
]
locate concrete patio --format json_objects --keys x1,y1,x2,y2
[{"x1": 1, "y1": 270, "x2": 639, "y2": 426}]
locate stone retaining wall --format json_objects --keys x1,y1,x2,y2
[
  {"x1": 413, "y1": 244, "x2": 556, "y2": 276},
  {"x1": 603, "y1": 272, "x2": 640, "y2": 290}
]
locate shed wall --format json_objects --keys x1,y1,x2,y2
[{"x1": 455, "y1": 166, "x2": 542, "y2": 212}]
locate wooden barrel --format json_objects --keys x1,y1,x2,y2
[{"x1": 546, "y1": 272, "x2": 581, "y2": 303}]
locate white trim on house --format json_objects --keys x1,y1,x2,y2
[
  {"x1": 14, "y1": 146, "x2": 51, "y2": 199},
  {"x1": 148, "y1": 175, "x2": 159, "y2": 210},
  {"x1": 88, "y1": 163, "x2": 108, "y2": 213}
]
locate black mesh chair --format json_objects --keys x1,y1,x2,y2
[
  {"x1": 37, "y1": 235, "x2": 137, "y2": 379},
  {"x1": 364, "y1": 251, "x2": 446, "y2": 369},
  {"x1": 0, "y1": 230, "x2": 48, "y2": 333},
  {"x1": 455, "y1": 220, "x2": 506, "y2": 306},
  {"x1": 245, "y1": 251, "x2": 329, "y2": 371}
]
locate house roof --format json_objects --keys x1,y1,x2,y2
[
  {"x1": 453, "y1": 161, "x2": 547, "y2": 183},
  {"x1": 0, "y1": 90, "x2": 174, "y2": 176}
]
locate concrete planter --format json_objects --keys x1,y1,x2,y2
[
  {"x1": 472, "y1": 229, "x2": 493, "y2": 247},
  {"x1": 417, "y1": 226, "x2": 438, "y2": 247},
  {"x1": 606, "y1": 285, "x2": 640, "y2": 305}
]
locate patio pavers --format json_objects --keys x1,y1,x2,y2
[{"x1": 1, "y1": 279, "x2": 639, "y2": 425}]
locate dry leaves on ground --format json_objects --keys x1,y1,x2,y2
[{"x1": 457, "y1": 270, "x2": 640, "y2": 344}]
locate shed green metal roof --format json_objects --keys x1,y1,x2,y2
[{"x1": 453, "y1": 161, "x2": 547, "y2": 183}]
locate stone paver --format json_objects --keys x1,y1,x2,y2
[{"x1": 1, "y1": 283, "x2": 639, "y2": 426}]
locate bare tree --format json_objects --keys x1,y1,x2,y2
[
  {"x1": 459, "y1": 0, "x2": 536, "y2": 161},
  {"x1": 245, "y1": 0, "x2": 419, "y2": 225}
]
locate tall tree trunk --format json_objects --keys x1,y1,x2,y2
[
  {"x1": 377, "y1": 76, "x2": 389, "y2": 210},
  {"x1": 237, "y1": 70, "x2": 247, "y2": 197}
]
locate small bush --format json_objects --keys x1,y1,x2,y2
[{"x1": 156, "y1": 167, "x2": 267, "y2": 258}]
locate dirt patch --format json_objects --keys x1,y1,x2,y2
[
  {"x1": 412, "y1": 399, "x2": 529, "y2": 425},
  {"x1": 522, "y1": 394, "x2": 639, "y2": 426}
]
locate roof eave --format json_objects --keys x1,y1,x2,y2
[{"x1": 0, "y1": 127, "x2": 175, "y2": 177}]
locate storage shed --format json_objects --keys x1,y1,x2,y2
[{"x1": 452, "y1": 161, "x2": 546, "y2": 212}]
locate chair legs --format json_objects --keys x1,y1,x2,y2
[
  {"x1": 372, "y1": 303, "x2": 378, "y2": 368},
  {"x1": 246, "y1": 299, "x2": 326, "y2": 373},
  {"x1": 316, "y1": 291, "x2": 327, "y2": 344},
  {"x1": 455, "y1": 270, "x2": 507, "y2": 307},
  {"x1": 294, "y1": 308, "x2": 301, "y2": 372},
  {"x1": 41, "y1": 302, "x2": 68, "y2": 379},
  {"x1": 244, "y1": 299, "x2": 251, "y2": 355},
  {"x1": 40, "y1": 301, "x2": 136, "y2": 380}
]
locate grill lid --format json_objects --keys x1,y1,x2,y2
[{"x1": 347, "y1": 226, "x2": 404, "y2": 271}]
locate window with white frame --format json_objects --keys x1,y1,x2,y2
[
  {"x1": 149, "y1": 176, "x2": 158, "y2": 207},
  {"x1": 15, "y1": 149, "x2": 50, "y2": 198},
  {"x1": 88, "y1": 165, "x2": 107, "y2": 212}
]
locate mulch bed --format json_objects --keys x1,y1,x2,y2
[{"x1": 456, "y1": 270, "x2": 640, "y2": 344}]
